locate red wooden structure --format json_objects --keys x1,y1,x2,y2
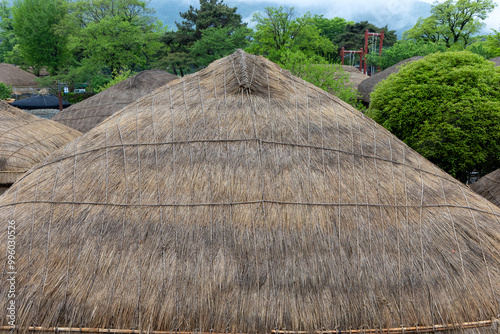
[
  {"x1": 340, "y1": 47, "x2": 364, "y2": 70},
  {"x1": 363, "y1": 29, "x2": 384, "y2": 74}
]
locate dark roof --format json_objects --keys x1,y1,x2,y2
[{"x1": 10, "y1": 94, "x2": 70, "y2": 110}]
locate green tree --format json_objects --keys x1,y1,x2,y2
[
  {"x1": 0, "y1": 82, "x2": 12, "y2": 100},
  {"x1": 159, "y1": 0, "x2": 245, "y2": 75},
  {"x1": 0, "y1": 0, "x2": 16, "y2": 63},
  {"x1": 190, "y1": 26, "x2": 252, "y2": 67},
  {"x1": 247, "y1": 6, "x2": 334, "y2": 63},
  {"x1": 405, "y1": 0, "x2": 496, "y2": 47},
  {"x1": 485, "y1": 28, "x2": 500, "y2": 57},
  {"x1": 367, "y1": 51, "x2": 500, "y2": 182},
  {"x1": 279, "y1": 50, "x2": 361, "y2": 107},
  {"x1": 311, "y1": 15, "x2": 353, "y2": 42},
  {"x1": 333, "y1": 21, "x2": 397, "y2": 51},
  {"x1": 68, "y1": 0, "x2": 162, "y2": 75},
  {"x1": 366, "y1": 40, "x2": 446, "y2": 70},
  {"x1": 12, "y1": 0, "x2": 70, "y2": 75}
]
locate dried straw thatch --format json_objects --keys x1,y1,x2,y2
[
  {"x1": 471, "y1": 169, "x2": 500, "y2": 207},
  {"x1": 0, "y1": 50, "x2": 499, "y2": 334},
  {"x1": 489, "y1": 57, "x2": 500, "y2": 67},
  {"x1": 0, "y1": 63, "x2": 38, "y2": 88},
  {"x1": 341, "y1": 65, "x2": 369, "y2": 90},
  {"x1": 51, "y1": 70, "x2": 178, "y2": 132},
  {"x1": 0, "y1": 100, "x2": 81, "y2": 184},
  {"x1": 357, "y1": 56, "x2": 424, "y2": 103}
]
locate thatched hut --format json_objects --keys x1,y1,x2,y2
[
  {"x1": 51, "y1": 70, "x2": 178, "y2": 132},
  {"x1": 0, "y1": 100, "x2": 81, "y2": 185},
  {"x1": 358, "y1": 56, "x2": 424, "y2": 104},
  {"x1": 0, "y1": 50, "x2": 499, "y2": 334},
  {"x1": 471, "y1": 169, "x2": 500, "y2": 207},
  {"x1": 489, "y1": 56, "x2": 500, "y2": 67},
  {"x1": 0, "y1": 63, "x2": 38, "y2": 88}
]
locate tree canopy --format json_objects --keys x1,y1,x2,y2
[
  {"x1": 404, "y1": 0, "x2": 496, "y2": 47},
  {"x1": 367, "y1": 51, "x2": 500, "y2": 182},
  {"x1": 157, "y1": 0, "x2": 246, "y2": 75},
  {"x1": 12, "y1": 0, "x2": 70, "y2": 75},
  {"x1": 333, "y1": 20, "x2": 397, "y2": 51},
  {"x1": 246, "y1": 6, "x2": 334, "y2": 63}
]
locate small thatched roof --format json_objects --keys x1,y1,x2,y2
[
  {"x1": 0, "y1": 63, "x2": 38, "y2": 88},
  {"x1": 341, "y1": 65, "x2": 369, "y2": 89},
  {"x1": 51, "y1": 70, "x2": 178, "y2": 132},
  {"x1": 0, "y1": 50, "x2": 499, "y2": 334},
  {"x1": 470, "y1": 169, "x2": 500, "y2": 207},
  {"x1": 489, "y1": 56, "x2": 500, "y2": 66},
  {"x1": 358, "y1": 56, "x2": 424, "y2": 103},
  {"x1": 11, "y1": 94, "x2": 71, "y2": 110},
  {"x1": 0, "y1": 100, "x2": 81, "y2": 184}
]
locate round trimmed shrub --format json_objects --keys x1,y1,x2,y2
[{"x1": 367, "y1": 51, "x2": 500, "y2": 182}]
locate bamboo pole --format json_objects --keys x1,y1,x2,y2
[{"x1": 0, "y1": 320, "x2": 493, "y2": 334}]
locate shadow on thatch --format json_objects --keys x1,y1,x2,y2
[
  {"x1": 471, "y1": 169, "x2": 500, "y2": 207},
  {"x1": 357, "y1": 56, "x2": 424, "y2": 104},
  {"x1": 0, "y1": 50, "x2": 499, "y2": 334},
  {"x1": 0, "y1": 63, "x2": 39, "y2": 88},
  {"x1": 0, "y1": 100, "x2": 81, "y2": 184},
  {"x1": 51, "y1": 70, "x2": 178, "y2": 133}
]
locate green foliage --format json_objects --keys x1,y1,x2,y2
[
  {"x1": 63, "y1": 91, "x2": 95, "y2": 104},
  {"x1": 190, "y1": 26, "x2": 252, "y2": 67},
  {"x1": 311, "y1": 15, "x2": 353, "y2": 42},
  {"x1": 367, "y1": 40, "x2": 446, "y2": 70},
  {"x1": 247, "y1": 7, "x2": 334, "y2": 63},
  {"x1": 485, "y1": 28, "x2": 500, "y2": 57},
  {"x1": 367, "y1": 51, "x2": 500, "y2": 182},
  {"x1": 0, "y1": 0, "x2": 17, "y2": 63},
  {"x1": 404, "y1": 0, "x2": 496, "y2": 47},
  {"x1": 333, "y1": 21, "x2": 397, "y2": 51},
  {"x1": 68, "y1": 0, "x2": 162, "y2": 75},
  {"x1": 159, "y1": 0, "x2": 246, "y2": 74},
  {"x1": 95, "y1": 68, "x2": 135, "y2": 93},
  {"x1": 279, "y1": 50, "x2": 361, "y2": 107},
  {"x1": 12, "y1": 0, "x2": 70, "y2": 75},
  {"x1": 0, "y1": 82, "x2": 13, "y2": 100}
]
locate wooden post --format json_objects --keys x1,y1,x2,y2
[
  {"x1": 378, "y1": 30, "x2": 385, "y2": 72},
  {"x1": 58, "y1": 90, "x2": 63, "y2": 111},
  {"x1": 340, "y1": 47, "x2": 345, "y2": 65}
]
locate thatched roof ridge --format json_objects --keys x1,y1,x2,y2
[
  {"x1": 51, "y1": 70, "x2": 178, "y2": 132},
  {"x1": 489, "y1": 56, "x2": 500, "y2": 66},
  {"x1": 0, "y1": 49, "x2": 499, "y2": 334},
  {"x1": 0, "y1": 100, "x2": 81, "y2": 184},
  {"x1": 358, "y1": 56, "x2": 424, "y2": 103},
  {"x1": 0, "y1": 63, "x2": 38, "y2": 87},
  {"x1": 471, "y1": 169, "x2": 500, "y2": 207}
]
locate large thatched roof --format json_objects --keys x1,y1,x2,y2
[
  {"x1": 0, "y1": 100, "x2": 81, "y2": 184},
  {"x1": 51, "y1": 70, "x2": 178, "y2": 132},
  {"x1": 0, "y1": 50, "x2": 499, "y2": 334},
  {"x1": 0, "y1": 63, "x2": 38, "y2": 87},
  {"x1": 358, "y1": 56, "x2": 424, "y2": 103},
  {"x1": 471, "y1": 169, "x2": 500, "y2": 207},
  {"x1": 489, "y1": 56, "x2": 500, "y2": 66}
]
